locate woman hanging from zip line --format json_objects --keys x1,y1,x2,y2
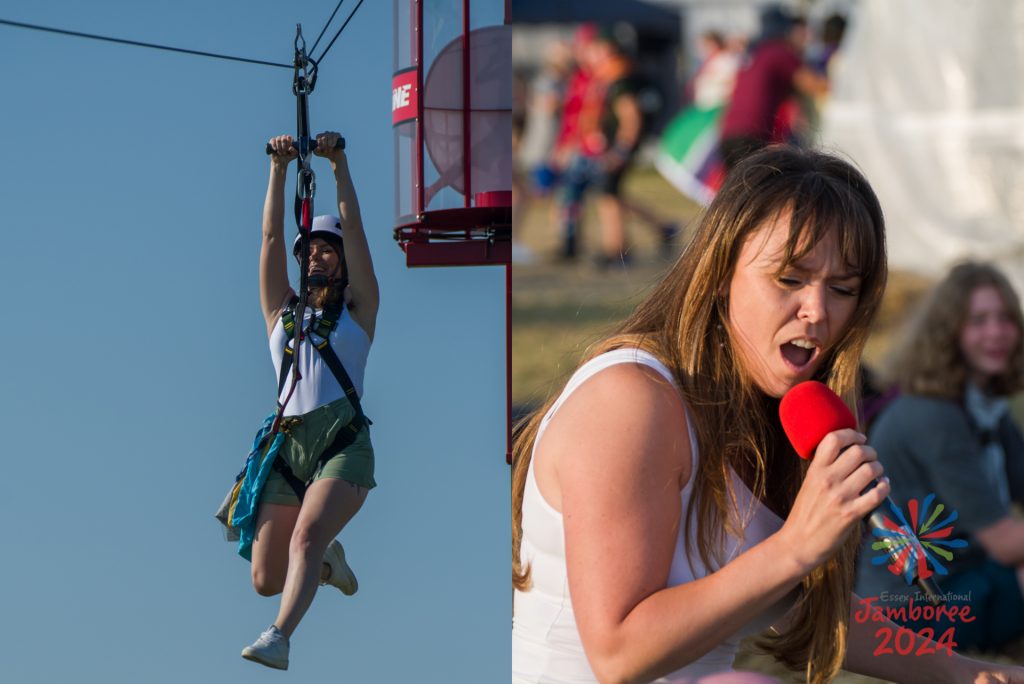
[{"x1": 241, "y1": 130, "x2": 380, "y2": 670}]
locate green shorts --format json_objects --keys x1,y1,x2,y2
[{"x1": 259, "y1": 396, "x2": 376, "y2": 506}]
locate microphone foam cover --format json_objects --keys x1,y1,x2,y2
[{"x1": 779, "y1": 381, "x2": 857, "y2": 459}]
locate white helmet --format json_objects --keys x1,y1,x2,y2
[{"x1": 293, "y1": 214, "x2": 344, "y2": 256}]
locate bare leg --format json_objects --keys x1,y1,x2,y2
[
  {"x1": 596, "y1": 193, "x2": 626, "y2": 259},
  {"x1": 558, "y1": 166, "x2": 589, "y2": 259},
  {"x1": 250, "y1": 500, "x2": 338, "y2": 593},
  {"x1": 250, "y1": 503, "x2": 301, "y2": 596},
  {"x1": 274, "y1": 478, "x2": 368, "y2": 638}
]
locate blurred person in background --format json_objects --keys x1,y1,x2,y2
[
  {"x1": 550, "y1": 25, "x2": 598, "y2": 178},
  {"x1": 656, "y1": 29, "x2": 741, "y2": 206},
  {"x1": 795, "y1": 13, "x2": 849, "y2": 146},
  {"x1": 688, "y1": 31, "x2": 743, "y2": 111},
  {"x1": 519, "y1": 39, "x2": 574, "y2": 197},
  {"x1": 719, "y1": 6, "x2": 828, "y2": 170},
  {"x1": 553, "y1": 26, "x2": 674, "y2": 268},
  {"x1": 856, "y1": 262, "x2": 1024, "y2": 652},
  {"x1": 807, "y1": 13, "x2": 848, "y2": 77},
  {"x1": 548, "y1": 23, "x2": 597, "y2": 261},
  {"x1": 514, "y1": 42, "x2": 573, "y2": 263}
]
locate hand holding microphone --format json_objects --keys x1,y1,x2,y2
[
  {"x1": 774, "y1": 385, "x2": 891, "y2": 574},
  {"x1": 779, "y1": 381, "x2": 944, "y2": 605}
]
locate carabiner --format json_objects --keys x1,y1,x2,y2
[
  {"x1": 297, "y1": 167, "x2": 316, "y2": 200},
  {"x1": 292, "y1": 25, "x2": 317, "y2": 97}
]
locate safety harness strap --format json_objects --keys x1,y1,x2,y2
[
  {"x1": 273, "y1": 295, "x2": 369, "y2": 501},
  {"x1": 311, "y1": 330, "x2": 365, "y2": 421},
  {"x1": 276, "y1": 296, "x2": 359, "y2": 408},
  {"x1": 270, "y1": 414, "x2": 365, "y2": 501},
  {"x1": 277, "y1": 296, "x2": 301, "y2": 397}
]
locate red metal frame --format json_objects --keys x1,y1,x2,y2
[
  {"x1": 462, "y1": 0, "x2": 471, "y2": 209},
  {"x1": 416, "y1": 0, "x2": 424, "y2": 222},
  {"x1": 396, "y1": 215, "x2": 510, "y2": 266},
  {"x1": 394, "y1": 0, "x2": 510, "y2": 269}
]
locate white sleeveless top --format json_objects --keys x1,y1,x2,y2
[
  {"x1": 512, "y1": 349, "x2": 795, "y2": 683},
  {"x1": 269, "y1": 304, "x2": 371, "y2": 417}
]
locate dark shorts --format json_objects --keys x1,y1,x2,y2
[
  {"x1": 259, "y1": 396, "x2": 376, "y2": 506},
  {"x1": 589, "y1": 163, "x2": 628, "y2": 196},
  {"x1": 561, "y1": 155, "x2": 630, "y2": 200}
]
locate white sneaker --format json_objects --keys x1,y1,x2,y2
[
  {"x1": 322, "y1": 539, "x2": 358, "y2": 596},
  {"x1": 241, "y1": 625, "x2": 289, "y2": 670}
]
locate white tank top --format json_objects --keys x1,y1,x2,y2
[
  {"x1": 512, "y1": 349, "x2": 795, "y2": 683},
  {"x1": 269, "y1": 304, "x2": 371, "y2": 417}
]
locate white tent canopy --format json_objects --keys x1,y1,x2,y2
[{"x1": 820, "y1": 0, "x2": 1024, "y2": 291}]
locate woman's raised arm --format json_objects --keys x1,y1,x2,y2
[
  {"x1": 260, "y1": 135, "x2": 298, "y2": 338},
  {"x1": 316, "y1": 131, "x2": 380, "y2": 340}
]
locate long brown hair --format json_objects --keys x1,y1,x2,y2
[
  {"x1": 883, "y1": 262, "x2": 1024, "y2": 399},
  {"x1": 512, "y1": 146, "x2": 887, "y2": 684},
  {"x1": 310, "y1": 279, "x2": 346, "y2": 311}
]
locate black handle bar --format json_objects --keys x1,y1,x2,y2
[{"x1": 265, "y1": 137, "x2": 346, "y2": 155}]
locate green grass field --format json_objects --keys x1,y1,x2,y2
[{"x1": 513, "y1": 167, "x2": 702, "y2": 407}]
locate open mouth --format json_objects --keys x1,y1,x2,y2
[
  {"x1": 981, "y1": 349, "x2": 1012, "y2": 366},
  {"x1": 780, "y1": 339, "x2": 818, "y2": 371}
]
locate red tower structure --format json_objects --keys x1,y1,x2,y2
[
  {"x1": 392, "y1": 0, "x2": 511, "y2": 267},
  {"x1": 392, "y1": 0, "x2": 512, "y2": 460}
]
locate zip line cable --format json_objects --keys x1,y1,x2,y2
[
  {"x1": 308, "y1": 0, "x2": 346, "y2": 58},
  {"x1": 0, "y1": 4, "x2": 367, "y2": 73},
  {"x1": 0, "y1": 17, "x2": 291, "y2": 69},
  {"x1": 314, "y1": 0, "x2": 366, "y2": 64}
]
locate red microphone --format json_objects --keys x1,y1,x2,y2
[
  {"x1": 779, "y1": 381, "x2": 856, "y2": 459},
  {"x1": 779, "y1": 381, "x2": 944, "y2": 605}
]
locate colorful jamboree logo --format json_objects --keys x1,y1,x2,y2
[
  {"x1": 869, "y1": 492, "x2": 968, "y2": 584},
  {"x1": 857, "y1": 493, "x2": 971, "y2": 657}
]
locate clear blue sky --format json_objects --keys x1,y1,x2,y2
[{"x1": 0, "y1": 2, "x2": 509, "y2": 682}]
